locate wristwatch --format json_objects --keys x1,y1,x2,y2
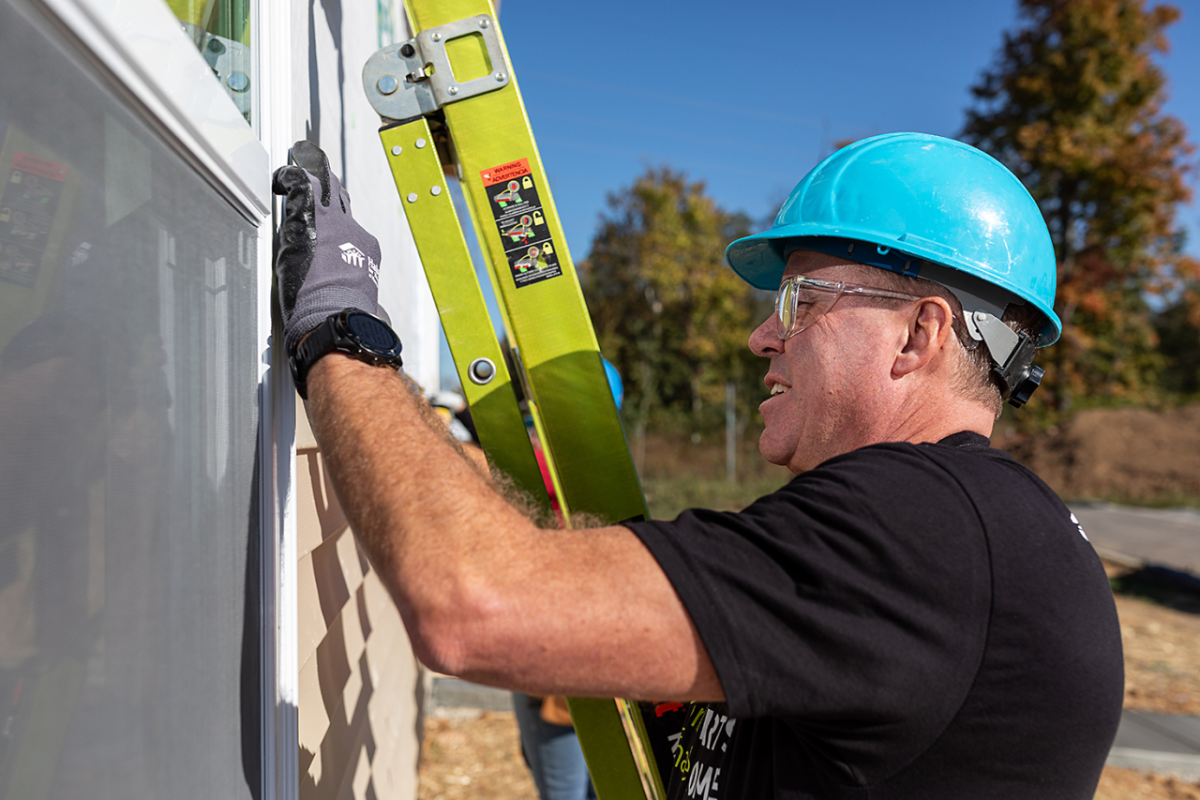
[{"x1": 290, "y1": 308, "x2": 403, "y2": 399}]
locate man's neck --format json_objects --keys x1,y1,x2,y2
[{"x1": 887, "y1": 392, "x2": 996, "y2": 447}]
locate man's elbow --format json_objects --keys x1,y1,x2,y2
[
  {"x1": 403, "y1": 575, "x2": 512, "y2": 679},
  {"x1": 408, "y1": 627, "x2": 469, "y2": 677}
]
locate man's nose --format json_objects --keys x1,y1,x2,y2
[{"x1": 748, "y1": 314, "x2": 783, "y2": 358}]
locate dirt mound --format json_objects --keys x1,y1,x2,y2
[{"x1": 999, "y1": 405, "x2": 1200, "y2": 501}]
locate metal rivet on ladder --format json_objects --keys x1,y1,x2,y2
[
  {"x1": 377, "y1": 74, "x2": 399, "y2": 95},
  {"x1": 415, "y1": 138, "x2": 427, "y2": 148},
  {"x1": 479, "y1": 18, "x2": 490, "y2": 28},
  {"x1": 432, "y1": 33, "x2": 441, "y2": 42},
  {"x1": 468, "y1": 358, "x2": 496, "y2": 385},
  {"x1": 495, "y1": 72, "x2": 506, "y2": 82},
  {"x1": 430, "y1": 186, "x2": 442, "y2": 196},
  {"x1": 400, "y1": 42, "x2": 415, "y2": 58},
  {"x1": 448, "y1": 86, "x2": 459, "y2": 96},
  {"x1": 406, "y1": 193, "x2": 418, "y2": 203},
  {"x1": 391, "y1": 145, "x2": 402, "y2": 156}
]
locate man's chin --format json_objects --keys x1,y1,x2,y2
[{"x1": 757, "y1": 431, "x2": 794, "y2": 469}]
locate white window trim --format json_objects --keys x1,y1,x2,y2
[{"x1": 258, "y1": 1, "x2": 300, "y2": 798}]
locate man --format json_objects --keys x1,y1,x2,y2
[{"x1": 273, "y1": 133, "x2": 1123, "y2": 799}]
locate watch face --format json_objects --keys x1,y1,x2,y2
[{"x1": 345, "y1": 311, "x2": 400, "y2": 354}]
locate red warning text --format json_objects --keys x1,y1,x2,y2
[{"x1": 480, "y1": 158, "x2": 531, "y2": 187}]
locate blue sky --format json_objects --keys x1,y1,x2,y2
[
  {"x1": 438, "y1": 0, "x2": 1200, "y2": 388},
  {"x1": 497, "y1": 0, "x2": 1200, "y2": 256}
]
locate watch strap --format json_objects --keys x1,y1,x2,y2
[
  {"x1": 289, "y1": 309, "x2": 402, "y2": 399},
  {"x1": 290, "y1": 315, "x2": 340, "y2": 400}
]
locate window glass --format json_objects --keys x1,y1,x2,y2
[
  {"x1": 0, "y1": 1, "x2": 260, "y2": 797},
  {"x1": 166, "y1": 0, "x2": 254, "y2": 127}
]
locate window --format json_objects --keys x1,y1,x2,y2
[{"x1": 0, "y1": 0, "x2": 262, "y2": 796}]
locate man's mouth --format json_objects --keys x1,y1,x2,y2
[{"x1": 769, "y1": 382, "x2": 789, "y2": 396}]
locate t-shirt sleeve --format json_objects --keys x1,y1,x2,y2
[{"x1": 626, "y1": 444, "x2": 992, "y2": 734}]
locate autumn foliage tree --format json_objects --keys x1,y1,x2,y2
[
  {"x1": 962, "y1": 0, "x2": 1198, "y2": 415},
  {"x1": 579, "y1": 168, "x2": 766, "y2": 453}
]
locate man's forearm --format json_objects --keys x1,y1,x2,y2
[
  {"x1": 304, "y1": 353, "x2": 534, "y2": 672},
  {"x1": 301, "y1": 353, "x2": 723, "y2": 701}
]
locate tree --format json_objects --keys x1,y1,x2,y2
[
  {"x1": 962, "y1": 0, "x2": 1198, "y2": 416},
  {"x1": 579, "y1": 168, "x2": 767, "y2": 459},
  {"x1": 1154, "y1": 291, "x2": 1200, "y2": 397}
]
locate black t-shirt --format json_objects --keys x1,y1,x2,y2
[{"x1": 626, "y1": 432, "x2": 1124, "y2": 799}]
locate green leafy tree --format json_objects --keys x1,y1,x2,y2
[
  {"x1": 962, "y1": 0, "x2": 1198, "y2": 416},
  {"x1": 579, "y1": 168, "x2": 768, "y2": 459}
]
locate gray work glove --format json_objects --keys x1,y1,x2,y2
[{"x1": 272, "y1": 140, "x2": 388, "y2": 356}]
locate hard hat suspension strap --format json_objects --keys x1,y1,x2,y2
[{"x1": 970, "y1": 311, "x2": 1044, "y2": 407}]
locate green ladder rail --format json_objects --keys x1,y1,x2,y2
[{"x1": 362, "y1": 4, "x2": 665, "y2": 799}]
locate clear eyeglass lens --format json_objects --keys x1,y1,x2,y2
[{"x1": 776, "y1": 281, "x2": 834, "y2": 339}]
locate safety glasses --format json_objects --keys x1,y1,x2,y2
[{"x1": 775, "y1": 275, "x2": 922, "y2": 340}]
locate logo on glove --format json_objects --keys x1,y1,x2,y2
[{"x1": 339, "y1": 243, "x2": 380, "y2": 285}]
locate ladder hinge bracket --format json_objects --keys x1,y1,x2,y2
[{"x1": 363, "y1": 15, "x2": 511, "y2": 123}]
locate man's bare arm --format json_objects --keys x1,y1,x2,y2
[{"x1": 306, "y1": 353, "x2": 724, "y2": 702}]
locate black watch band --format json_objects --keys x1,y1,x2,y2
[{"x1": 290, "y1": 308, "x2": 403, "y2": 399}]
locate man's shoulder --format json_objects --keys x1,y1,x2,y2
[
  {"x1": 728, "y1": 434, "x2": 1003, "y2": 543},
  {"x1": 787, "y1": 431, "x2": 1006, "y2": 488},
  {"x1": 760, "y1": 430, "x2": 1067, "y2": 537},
  {"x1": 825, "y1": 431, "x2": 1004, "y2": 464},
  {"x1": 805, "y1": 431, "x2": 1030, "y2": 490}
]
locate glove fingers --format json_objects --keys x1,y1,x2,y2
[
  {"x1": 326, "y1": 167, "x2": 348, "y2": 214},
  {"x1": 290, "y1": 140, "x2": 333, "y2": 207},
  {"x1": 272, "y1": 166, "x2": 317, "y2": 236},
  {"x1": 272, "y1": 163, "x2": 307, "y2": 197},
  {"x1": 272, "y1": 165, "x2": 317, "y2": 318}
]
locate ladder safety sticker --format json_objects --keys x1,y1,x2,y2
[
  {"x1": 1, "y1": 152, "x2": 68, "y2": 288},
  {"x1": 480, "y1": 158, "x2": 562, "y2": 288}
]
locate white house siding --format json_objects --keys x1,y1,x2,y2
[
  {"x1": 295, "y1": 403, "x2": 423, "y2": 800},
  {"x1": 296, "y1": 0, "x2": 441, "y2": 392},
  {"x1": 292, "y1": 3, "x2": 430, "y2": 800}
]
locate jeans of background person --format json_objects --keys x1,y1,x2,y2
[{"x1": 513, "y1": 693, "x2": 597, "y2": 800}]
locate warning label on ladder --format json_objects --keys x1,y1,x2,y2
[{"x1": 480, "y1": 158, "x2": 563, "y2": 288}]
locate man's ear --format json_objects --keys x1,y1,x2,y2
[{"x1": 893, "y1": 297, "x2": 955, "y2": 377}]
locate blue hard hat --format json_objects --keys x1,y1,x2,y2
[{"x1": 725, "y1": 132, "x2": 1061, "y2": 345}]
